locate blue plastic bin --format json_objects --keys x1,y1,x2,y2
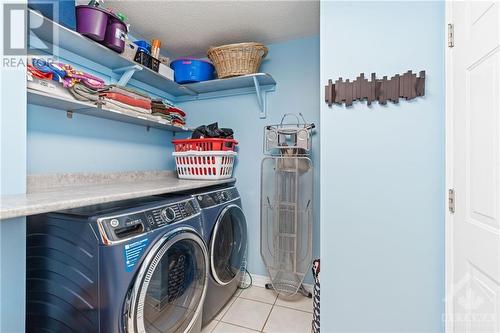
[
  {"x1": 133, "y1": 40, "x2": 151, "y2": 54},
  {"x1": 170, "y1": 58, "x2": 214, "y2": 84}
]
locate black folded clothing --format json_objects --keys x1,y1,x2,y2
[{"x1": 192, "y1": 122, "x2": 234, "y2": 139}]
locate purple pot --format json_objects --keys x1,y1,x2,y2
[
  {"x1": 102, "y1": 13, "x2": 127, "y2": 53},
  {"x1": 103, "y1": 14, "x2": 128, "y2": 53},
  {"x1": 76, "y1": 5, "x2": 109, "y2": 41}
]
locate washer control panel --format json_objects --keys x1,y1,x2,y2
[
  {"x1": 98, "y1": 198, "x2": 200, "y2": 243},
  {"x1": 196, "y1": 187, "x2": 239, "y2": 208}
]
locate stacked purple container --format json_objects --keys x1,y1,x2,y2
[{"x1": 76, "y1": 5, "x2": 127, "y2": 53}]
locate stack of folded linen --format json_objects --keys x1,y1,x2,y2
[
  {"x1": 28, "y1": 63, "x2": 55, "y2": 81},
  {"x1": 27, "y1": 62, "x2": 73, "y2": 100},
  {"x1": 99, "y1": 85, "x2": 152, "y2": 114},
  {"x1": 29, "y1": 57, "x2": 106, "y2": 102},
  {"x1": 29, "y1": 58, "x2": 185, "y2": 125},
  {"x1": 69, "y1": 82, "x2": 101, "y2": 102},
  {"x1": 151, "y1": 99, "x2": 186, "y2": 126},
  {"x1": 30, "y1": 58, "x2": 105, "y2": 90}
]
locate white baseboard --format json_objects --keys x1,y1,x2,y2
[{"x1": 241, "y1": 272, "x2": 313, "y2": 293}]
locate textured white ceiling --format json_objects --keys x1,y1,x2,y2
[{"x1": 100, "y1": 0, "x2": 319, "y2": 58}]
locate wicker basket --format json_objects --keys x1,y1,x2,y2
[{"x1": 207, "y1": 42, "x2": 268, "y2": 78}]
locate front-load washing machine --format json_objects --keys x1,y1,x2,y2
[
  {"x1": 26, "y1": 195, "x2": 208, "y2": 333},
  {"x1": 191, "y1": 186, "x2": 248, "y2": 325}
]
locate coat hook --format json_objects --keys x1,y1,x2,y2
[{"x1": 324, "y1": 70, "x2": 426, "y2": 107}]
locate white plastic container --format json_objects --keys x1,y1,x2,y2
[
  {"x1": 121, "y1": 40, "x2": 139, "y2": 61},
  {"x1": 159, "y1": 63, "x2": 174, "y2": 81},
  {"x1": 173, "y1": 150, "x2": 236, "y2": 180}
]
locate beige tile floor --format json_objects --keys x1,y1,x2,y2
[{"x1": 201, "y1": 285, "x2": 313, "y2": 333}]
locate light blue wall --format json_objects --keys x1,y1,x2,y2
[
  {"x1": 179, "y1": 36, "x2": 320, "y2": 280},
  {"x1": 1, "y1": 1, "x2": 27, "y2": 331},
  {"x1": 28, "y1": 106, "x2": 175, "y2": 173},
  {"x1": 1, "y1": 67, "x2": 27, "y2": 332},
  {"x1": 27, "y1": 48, "x2": 176, "y2": 174},
  {"x1": 320, "y1": 1, "x2": 445, "y2": 332}
]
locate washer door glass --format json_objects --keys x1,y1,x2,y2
[
  {"x1": 211, "y1": 205, "x2": 248, "y2": 285},
  {"x1": 129, "y1": 231, "x2": 207, "y2": 333}
]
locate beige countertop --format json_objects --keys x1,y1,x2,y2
[{"x1": 0, "y1": 171, "x2": 235, "y2": 220}]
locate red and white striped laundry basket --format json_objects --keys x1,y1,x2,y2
[{"x1": 172, "y1": 138, "x2": 237, "y2": 180}]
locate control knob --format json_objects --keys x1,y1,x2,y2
[
  {"x1": 221, "y1": 191, "x2": 229, "y2": 201},
  {"x1": 160, "y1": 207, "x2": 176, "y2": 223}
]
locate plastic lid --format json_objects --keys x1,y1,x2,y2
[
  {"x1": 116, "y1": 13, "x2": 127, "y2": 22},
  {"x1": 76, "y1": 5, "x2": 110, "y2": 14},
  {"x1": 172, "y1": 57, "x2": 213, "y2": 65}
]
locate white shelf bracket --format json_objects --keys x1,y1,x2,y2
[
  {"x1": 253, "y1": 76, "x2": 268, "y2": 118},
  {"x1": 114, "y1": 64, "x2": 143, "y2": 86}
]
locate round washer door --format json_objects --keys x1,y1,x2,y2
[
  {"x1": 126, "y1": 229, "x2": 208, "y2": 333},
  {"x1": 210, "y1": 205, "x2": 248, "y2": 285}
]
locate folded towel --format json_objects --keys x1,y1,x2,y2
[
  {"x1": 151, "y1": 107, "x2": 170, "y2": 115},
  {"x1": 152, "y1": 112, "x2": 172, "y2": 120},
  {"x1": 31, "y1": 58, "x2": 105, "y2": 89},
  {"x1": 100, "y1": 92, "x2": 152, "y2": 110},
  {"x1": 68, "y1": 83, "x2": 101, "y2": 102},
  {"x1": 151, "y1": 99, "x2": 186, "y2": 117},
  {"x1": 101, "y1": 98, "x2": 152, "y2": 114},
  {"x1": 101, "y1": 84, "x2": 151, "y2": 103}
]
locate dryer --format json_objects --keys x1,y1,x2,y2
[
  {"x1": 26, "y1": 195, "x2": 208, "y2": 333},
  {"x1": 192, "y1": 186, "x2": 248, "y2": 325}
]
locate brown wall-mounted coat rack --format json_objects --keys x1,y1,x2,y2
[{"x1": 324, "y1": 70, "x2": 425, "y2": 107}]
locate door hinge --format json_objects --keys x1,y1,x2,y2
[
  {"x1": 448, "y1": 23, "x2": 454, "y2": 48},
  {"x1": 448, "y1": 188, "x2": 455, "y2": 213}
]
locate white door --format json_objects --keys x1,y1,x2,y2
[{"x1": 448, "y1": 1, "x2": 500, "y2": 332}]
